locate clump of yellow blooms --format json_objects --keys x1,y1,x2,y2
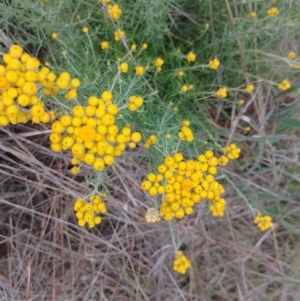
[
  {"x1": 49, "y1": 91, "x2": 142, "y2": 171},
  {"x1": 144, "y1": 134, "x2": 157, "y2": 148},
  {"x1": 178, "y1": 120, "x2": 194, "y2": 142},
  {"x1": 155, "y1": 57, "x2": 164, "y2": 72},
  {"x1": 181, "y1": 84, "x2": 194, "y2": 93},
  {"x1": 208, "y1": 58, "x2": 220, "y2": 70},
  {"x1": 100, "y1": 41, "x2": 109, "y2": 50},
  {"x1": 254, "y1": 212, "x2": 273, "y2": 231},
  {"x1": 278, "y1": 79, "x2": 291, "y2": 91},
  {"x1": 107, "y1": 4, "x2": 122, "y2": 20},
  {"x1": 127, "y1": 95, "x2": 143, "y2": 111},
  {"x1": 141, "y1": 143, "x2": 241, "y2": 221},
  {"x1": 223, "y1": 143, "x2": 241, "y2": 159},
  {"x1": 173, "y1": 251, "x2": 191, "y2": 274},
  {"x1": 145, "y1": 207, "x2": 161, "y2": 223},
  {"x1": 74, "y1": 194, "x2": 107, "y2": 228},
  {"x1": 267, "y1": 7, "x2": 279, "y2": 17},
  {"x1": 245, "y1": 84, "x2": 254, "y2": 93},
  {"x1": 135, "y1": 66, "x2": 144, "y2": 76},
  {"x1": 186, "y1": 51, "x2": 196, "y2": 63},
  {"x1": 216, "y1": 87, "x2": 227, "y2": 98},
  {"x1": 0, "y1": 44, "x2": 79, "y2": 126},
  {"x1": 114, "y1": 29, "x2": 125, "y2": 41},
  {"x1": 287, "y1": 51, "x2": 296, "y2": 60}
]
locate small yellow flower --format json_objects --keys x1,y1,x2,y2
[
  {"x1": 181, "y1": 85, "x2": 188, "y2": 93},
  {"x1": 135, "y1": 66, "x2": 144, "y2": 76},
  {"x1": 238, "y1": 99, "x2": 245, "y2": 105},
  {"x1": 177, "y1": 70, "x2": 184, "y2": 77},
  {"x1": 82, "y1": 27, "x2": 89, "y2": 34},
  {"x1": 204, "y1": 22, "x2": 210, "y2": 30},
  {"x1": 71, "y1": 166, "x2": 80, "y2": 174},
  {"x1": 278, "y1": 79, "x2": 291, "y2": 91},
  {"x1": 141, "y1": 43, "x2": 148, "y2": 50},
  {"x1": 248, "y1": 12, "x2": 257, "y2": 19},
  {"x1": 51, "y1": 32, "x2": 58, "y2": 39},
  {"x1": 287, "y1": 51, "x2": 296, "y2": 60},
  {"x1": 245, "y1": 84, "x2": 254, "y2": 94},
  {"x1": 76, "y1": 14, "x2": 81, "y2": 20},
  {"x1": 186, "y1": 51, "x2": 196, "y2": 63},
  {"x1": 9, "y1": 45, "x2": 23, "y2": 58},
  {"x1": 131, "y1": 131, "x2": 142, "y2": 142},
  {"x1": 216, "y1": 87, "x2": 227, "y2": 98},
  {"x1": 209, "y1": 58, "x2": 220, "y2": 70},
  {"x1": 100, "y1": 41, "x2": 109, "y2": 50},
  {"x1": 267, "y1": 7, "x2": 278, "y2": 17},
  {"x1": 114, "y1": 29, "x2": 125, "y2": 41},
  {"x1": 244, "y1": 126, "x2": 251, "y2": 132},
  {"x1": 131, "y1": 44, "x2": 137, "y2": 51},
  {"x1": 118, "y1": 62, "x2": 128, "y2": 73},
  {"x1": 145, "y1": 207, "x2": 160, "y2": 223}
]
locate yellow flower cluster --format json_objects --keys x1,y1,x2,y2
[
  {"x1": 173, "y1": 251, "x2": 191, "y2": 274},
  {"x1": 248, "y1": 12, "x2": 257, "y2": 19},
  {"x1": 186, "y1": 51, "x2": 196, "y2": 63},
  {"x1": 114, "y1": 29, "x2": 125, "y2": 41},
  {"x1": 155, "y1": 57, "x2": 164, "y2": 72},
  {"x1": 74, "y1": 194, "x2": 107, "y2": 228},
  {"x1": 141, "y1": 144, "x2": 240, "y2": 221},
  {"x1": 145, "y1": 207, "x2": 161, "y2": 223},
  {"x1": 144, "y1": 134, "x2": 157, "y2": 148},
  {"x1": 208, "y1": 58, "x2": 220, "y2": 70},
  {"x1": 49, "y1": 91, "x2": 142, "y2": 171},
  {"x1": 278, "y1": 79, "x2": 291, "y2": 91},
  {"x1": 222, "y1": 143, "x2": 241, "y2": 159},
  {"x1": 267, "y1": 7, "x2": 279, "y2": 17},
  {"x1": 127, "y1": 95, "x2": 143, "y2": 111},
  {"x1": 107, "y1": 4, "x2": 122, "y2": 20},
  {"x1": 180, "y1": 84, "x2": 194, "y2": 93},
  {"x1": 254, "y1": 212, "x2": 273, "y2": 231},
  {"x1": 216, "y1": 87, "x2": 227, "y2": 98},
  {"x1": 178, "y1": 120, "x2": 194, "y2": 142},
  {"x1": 0, "y1": 45, "x2": 78, "y2": 126},
  {"x1": 245, "y1": 84, "x2": 254, "y2": 93}
]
